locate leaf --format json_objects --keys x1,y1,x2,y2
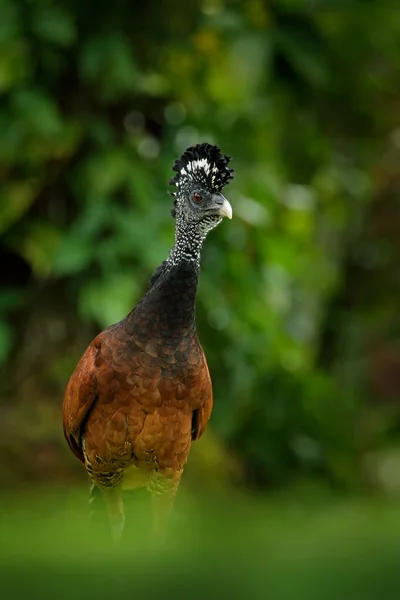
[
  {"x1": 80, "y1": 33, "x2": 140, "y2": 99},
  {"x1": 31, "y1": 6, "x2": 76, "y2": 47},
  {"x1": 52, "y1": 236, "x2": 93, "y2": 276},
  {"x1": 78, "y1": 150, "x2": 131, "y2": 197},
  {"x1": 20, "y1": 222, "x2": 62, "y2": 277},
  {"x1": 0, "y1": 181, "x2": 38, "y2": 234},
  {"x1": 0, "y1": 40, "x2": 30, "y2": 92},
  {"x1": 13, "y1": 89, "x2": 63, "y2": 137},
  {"x1": 0, "y1": 0, "x2": 21, "y2": 44},
  {"x1": 79, "y1": 274, "x2": 140, "y2": 327}
]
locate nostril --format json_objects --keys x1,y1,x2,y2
[{"x1": 212, "y1": 194, "x2": 225, "y2": 206}]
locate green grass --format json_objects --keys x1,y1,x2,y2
[{"x1": 1, "y1": 486, "x2": 399, "y2": 599}]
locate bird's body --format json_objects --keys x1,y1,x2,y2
[
  {"x1": 63, "y1": 143, "x2": 234, "y2": 539},
  {"x1": 64, "y1": 263, "x2": 212, "y2": 491}
]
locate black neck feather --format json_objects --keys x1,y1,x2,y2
[
  {"x1": 130, "y1": 218, "x2": 204, "y2": 339},
  {"x1": 136, "y1": 259, "x2": 199, "y2": 338}
]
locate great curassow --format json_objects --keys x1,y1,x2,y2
[{"x1": 63, "y1": 143, "x2": 234, "y2": 541}]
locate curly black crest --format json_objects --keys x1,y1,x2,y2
[{"x1": 169, "y1": 143, "x2": 234, "y2": 217}]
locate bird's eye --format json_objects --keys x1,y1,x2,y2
[{"x1": 193, "y1": 192, "x2": 202, "y2": 203}]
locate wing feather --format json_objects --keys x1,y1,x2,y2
[
  {"x1": 62, "y1": 334, "x2": 103, "y2": 463},
  {"x1": 191, "y1": 356, "x2": 213, "y2": 440}
]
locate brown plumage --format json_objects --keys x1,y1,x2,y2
[{"x1": 63, "y1": 143, "x2": 234, "y2": 540}]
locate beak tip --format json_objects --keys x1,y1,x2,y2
[{"x1": 219, "y1": 197, "x2": 233, "y2": 220}]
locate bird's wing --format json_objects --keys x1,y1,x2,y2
[
  {"x1": 191, "y1": 356, "x2": 213, "y2": 441},
  {"x1": 62, "y1": 333, "x2": 104, "y2": 463}
]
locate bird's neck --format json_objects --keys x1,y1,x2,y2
[
  {"x1": 135, "y1": 223, "x2": 205, "y2": 336},
  {"x1": 167, "y1": 220, "x2": 206, "y2": 269}
]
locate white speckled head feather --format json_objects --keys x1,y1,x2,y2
[{"x1": 169, "y1": 143, "x2": 234, "y2": 217}]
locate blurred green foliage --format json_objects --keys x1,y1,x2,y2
[
  {"x1": 1, "y1": 489, "x2": 400, "y2": 600},
  {"x1": 1, "y1": 0, "x2": 400, "y2": 492}
]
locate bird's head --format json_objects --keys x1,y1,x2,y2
[{"x1": 169, "y1": 143, "x2": 234, "y2": 236}]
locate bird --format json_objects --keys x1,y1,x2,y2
[{"x1": 62, "y1": 143, "x2": 234, "y2": 541}]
